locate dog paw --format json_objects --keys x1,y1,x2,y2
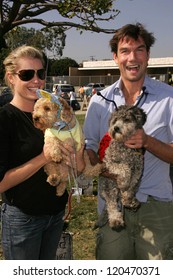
[
  {"x1": 109, "y1": 218, "x2": 124, "y2": 229},
  {"x1": 56, "y1": 188, "x2": 65, "y2": 197},
  {"x1": 47, "y1": 175, "x2": 60, "y2": 186},
  {"x1": 52, "y1": 154, "x2": 62, "y2": 162},
  {"x1": 124, "y1": 198, "x2": 140, "y2": 210},
  {"x1": 108, "y1": 212, "x2": 125, "y2": 229}
]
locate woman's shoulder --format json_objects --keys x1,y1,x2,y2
[
  {"x1": 0, "y1": 103, "x2": 14, "y2": 117},
  {"x1": 0, "y1": 103, "x2": 19, "y2": 127}
]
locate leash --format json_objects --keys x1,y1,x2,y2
[
  {"x1": 63, "y1": 157, "x2": 81, "y2": 221},
  {"x1": 62, "y1": 120, "x2": 82, "y2": 221},
  {"x1": 36, "y1": 89, "x2": 81, "y2": 220},
  {"x1": 64, "y1": 186, "x2": 73, "y2": 221}
]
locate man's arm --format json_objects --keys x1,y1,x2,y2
[
  {"x1": 86, "y1": 149, "x2": 117, "y2": 179},
  {"x1": 125, "y1": 128, "x2": 173, "y2": 164},
  {"x1": 86, "y1": 149, "x2": 101, "y2": 165}
]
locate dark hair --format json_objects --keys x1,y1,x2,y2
[{"x1": 109, "y1": 23, "x2": 155, "y2": 53}]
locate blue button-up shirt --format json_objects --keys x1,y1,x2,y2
[{"x1": 84, "y1": 75, "x2": 173, "y2": 213}]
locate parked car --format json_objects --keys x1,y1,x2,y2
[
  {"x1": 83, "y1": 83, "x2": 105, "y2": 94},
  {"x1": 52, "y1": 84, "x2": 75, "y2": 95},
  {"x1": 52, "y1": 83, "x2": 75, "y2": 104}
]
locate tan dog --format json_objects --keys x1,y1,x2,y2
[{"x1": 33, "y1": 95, "x2": 101, "y2": 196}]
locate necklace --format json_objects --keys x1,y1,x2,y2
[{"x1": 22, "y1": 111, "x2": 35, "y2": 126}]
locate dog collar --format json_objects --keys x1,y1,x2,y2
[
  {"x1": 53, "y1": 113, "x2": 74, "y2": 131},
  {"x1": 53, "y1": 120, "x2": 67, "y2": 131}
]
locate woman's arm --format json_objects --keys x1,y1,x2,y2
[
  {"x1": 59, "y1": 143, "x2": 86, "y2": 174},
  {"x1": 0, "y1": 144, "x2": 51, "y2": 193}
]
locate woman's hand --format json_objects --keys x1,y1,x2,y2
[
  {"x1": 59, "y1": 143, "x2": 86, "y2": 174},
  {"x1": 40, "y1": 142, "x2": 54, "y2": 164}
]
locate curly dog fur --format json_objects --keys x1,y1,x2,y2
[
  {"x1": 96, "y1": 105, "x2": 147, "y2": 229},
  {"x1": 33, "y1": 97, "x2": 101, "y2": 196}
]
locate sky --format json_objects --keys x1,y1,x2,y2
[{"x1": 30, "y1": 0, "x2": 173, "y2": 63}]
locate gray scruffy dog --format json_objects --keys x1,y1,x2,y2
[{"x1": 96, "y1": 105, "x2": 147, "y2": 229}]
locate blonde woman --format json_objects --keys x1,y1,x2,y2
[{"x1": 0, "y1": 45, "x2": 85, "y2": 260}]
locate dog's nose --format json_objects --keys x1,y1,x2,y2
[
  {"x1": 114, "y1": 126, "x2": 120, "y2": 133},
  {"x1": 33, "y1": 116, "x2": 40, "y2": 122}
]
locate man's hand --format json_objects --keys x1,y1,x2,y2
[{"x1": 124, "y1": 128, "x2": 148, "y2": 149}]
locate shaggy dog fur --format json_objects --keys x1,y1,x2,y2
[
  {"x1": 33, "y1": 97, "x2": 101, "y2": 196},
  {"x1": 96, "y1": 105, "x2": 147, "y2": 229}
]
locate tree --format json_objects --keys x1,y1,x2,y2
[
  {"x1": 4, "y1": 26, "x2": 66, "y2": 57},
  {"x1": 50, "y1": 57, "x2": 79, "y2": 76},
  {"x1": 0, "y1": 0, "x2": 119, "y2": 52},
  {"x1": 0, "y1": 48, "x2": 9, "y2": 81}
]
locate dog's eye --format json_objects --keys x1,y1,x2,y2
[
  {"x1": 124, "y1": 117, "x2": 131, "y2": 122},
  {"x1": 44, "y1": 106, "x2": 51, "y2": 111}
]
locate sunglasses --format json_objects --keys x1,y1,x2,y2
[{"x1": 14, "y1": 69, "x2": 46, "y2": 81}]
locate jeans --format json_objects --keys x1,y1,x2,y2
[{"x1": 1, "y1": 203, "x2": 65, "y2": 260}]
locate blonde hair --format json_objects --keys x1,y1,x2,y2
[{"x1": 3, "y1": 45, "x2": 46, "y2": 89}]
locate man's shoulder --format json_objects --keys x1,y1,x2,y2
[{"x1": 145, "y1": 76, "x2": 173, "y2": 95}]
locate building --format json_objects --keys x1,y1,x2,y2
[
  {"x1": 46, "y1": 57, "x2": 173, "y2": 90},
  {"x1": 74, "y1": 57, "x2": 173, "y2": 85}
]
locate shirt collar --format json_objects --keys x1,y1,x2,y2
[{"x1": 114, "y1": 75, "x2": 156, "y2": 97}]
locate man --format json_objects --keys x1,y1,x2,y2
[
  {"x1": 83, "y1": 23, "x2": 173, "y2": 260},
  {"x1": 168, "y1": 71, "x2": 173, "y2": 86}
]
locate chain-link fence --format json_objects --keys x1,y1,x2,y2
[{"x1": 45, "y1": 73, "x2": 168, "y2": 93}]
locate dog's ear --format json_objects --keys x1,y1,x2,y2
[
  {"x1": 58, "y1": 97, "x2": 71, "y2": 110},
  {"x1": 133, "y1": 107, "x2": 147, "y2": 127},
  {"x1": 58, "y1": 97, "x2": 73, "y2": 122}
]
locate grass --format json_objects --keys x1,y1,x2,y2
[
  {"x1": 67, "y1": 114, "x2": 98, "y2": 259},
  {"x1": 75, "y1": 113, "x2": 85, "y2": 127},
  {"x1": 65, "y1": 179, "x2": 98, "y2": 260},
  {"x1": 0, "y1": 114, "x2": 99, "y2": 260},
  {"x1": 62, "y1": 114, "x2": 98, "y2": 260}
]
